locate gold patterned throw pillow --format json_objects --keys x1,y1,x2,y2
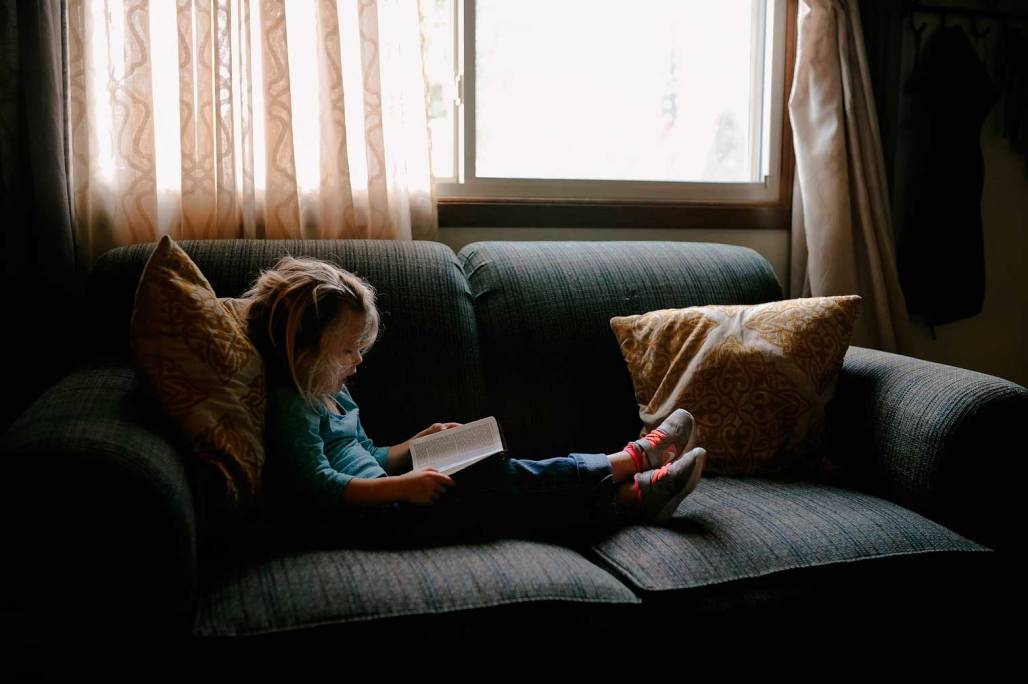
[
  {"x1": 130, "y1": 235, "x2": 266, "y2": 518},
  {"x1": 610, "y1": 296, "x2": 862, "y2": 479}
]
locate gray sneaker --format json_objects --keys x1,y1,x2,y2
[
  {"x1": 624, "y1": 447, "x2": 707, "y2": 525},
  {"x1": 625, "y1": 409, "x2": 698, "y2": 472}
]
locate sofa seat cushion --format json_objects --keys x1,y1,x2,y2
[
  {"x1": 583, "y1": 475, "x2": 999, "y2": 630},
  {"x1": 192, "y1": 538, "x2": 641, "y2": 642}
]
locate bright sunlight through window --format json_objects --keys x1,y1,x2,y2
[{"x1": 421, "y1": 0, "x2": 786, "y2": 201}]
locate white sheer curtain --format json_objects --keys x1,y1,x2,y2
[
  {"x1": 66, "y1": 0, "x2": 437, "y2": 275},
  {"x1": 788, "y1": 0, "x2": 915, "y2": 354}
]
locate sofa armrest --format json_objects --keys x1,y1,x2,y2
[
  {"x1": 0, "y1": 362, "x2": 198, "y2": 644},
  {"x1": 826, "y1": 346, "x2": 1027, "y2": 553}
]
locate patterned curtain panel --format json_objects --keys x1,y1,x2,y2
[{"x1": 65, "y1": 0, "x2": 437, "y2": 274}]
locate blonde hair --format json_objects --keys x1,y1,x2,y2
[{"x1": 239, "y1": 256, "x2": 382, "y2": 414}]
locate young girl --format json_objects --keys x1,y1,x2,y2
[{"x1": 240, "y1": 255, "x2": 707, "y2": 547}]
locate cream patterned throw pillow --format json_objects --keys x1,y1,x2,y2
[
  {"x1": 130, "y1": 235, "x2": 266, "y2": 517},
  {"x1": 610, "y1": 296, "x2": 862, "y2": 478}
]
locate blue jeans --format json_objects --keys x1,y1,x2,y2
[{"x1": 337, "y1": 453, "x2": 628, "y2": 547}]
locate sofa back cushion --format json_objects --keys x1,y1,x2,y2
[
  {"x1": 89, "y1": 238, "x2": 490, "y2": 484},
  {"x1": 457, "y1": 241, "x2": 784, "y2": 459}
]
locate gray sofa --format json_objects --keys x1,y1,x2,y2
[{"x1": 1, "y1": 239, "x2": 1021, "y2": 674}]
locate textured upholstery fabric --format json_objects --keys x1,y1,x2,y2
[
  {"x1": 86, "y1": 238, "x2": 491, "y2": 453},
  {"x1": 457, "y1": 241, "x2": 784, "y2": 461},
  {"x1": 0, "y1": 362, "x2": 199, "y2": 637},
  {"x1": 192, "y1": 539, "x2": 640, "y2": 639},
  {"x1": 85, "y1": 238, "x2": 492, "y2": 556},
  {"x1": 130, "y1": 235, "x2": 266, "y2": 517},
  {"x1": 580, "y1": 471, "x2": 1004, "y2": 638},
  {"x1": 609, "y1": 295, "x2": 862, "y2": 479},
  {"x1": 826, "y1": 346, "x2": 1028, "y2": 554},
  {"x1": 588, "y1": 474, "x2": 990, "y2": 594}
]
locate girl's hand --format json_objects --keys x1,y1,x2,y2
[
  {"x1": 412, "y1": 422, "x2": 462, "y2": 440},
  {"x1": 396, "y1": 468, "x2": 455, "y2": 505}
]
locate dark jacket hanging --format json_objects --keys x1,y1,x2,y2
[{"x1": 896, "y1": 25, "x2": 1000, "y2": 332}]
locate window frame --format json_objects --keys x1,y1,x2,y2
[{"x1": 435, "y1": 0, "x2": 798, "y2": 229}]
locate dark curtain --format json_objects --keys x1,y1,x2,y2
[
  {"x1": 0, "y1": 0, "x2": 84, "y2": 434},
  {"x1": 858, "y1": 0, "x2": 906, "y2": 204}
]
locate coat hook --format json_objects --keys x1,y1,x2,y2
[
  {"x1": 909, "y1": 15, "x2": 929, "y2": 35},
  {"x1": 908, "y1": 6, "x2": 929, "y2": 67}
]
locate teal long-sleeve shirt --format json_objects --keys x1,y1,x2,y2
[{"x1": 265, "y1": 382, "x2": 391, "y2": 515}]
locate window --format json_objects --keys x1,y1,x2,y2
[{"x1": 420, "y1": 0, "x2": 792, "y2": 211}]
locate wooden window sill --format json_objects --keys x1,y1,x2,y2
[{"x1": 437, "y1": 198, "x2": 790, "y2": 229}]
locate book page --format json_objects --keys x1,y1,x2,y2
[{"x1": 409, "y1": 416, "x2": 505, "y2": 476}]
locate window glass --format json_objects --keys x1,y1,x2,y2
[{"x1": 474, "y1": 0, "x2": 758, "y2": 183}]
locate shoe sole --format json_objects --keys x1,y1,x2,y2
[{"x1": 654, "y1": 449, "x2": 707, "y2": 524}]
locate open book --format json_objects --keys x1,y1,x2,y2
[{"x1": 409, "y1": 416, "x2": 507, "y2": 476}]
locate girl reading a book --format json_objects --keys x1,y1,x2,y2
[{"x1": 241, "y1": 255, "x2": 707, "y2": 547}]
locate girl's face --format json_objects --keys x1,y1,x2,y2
[{"x1": 326, "y1": 314, "x2": 366, "y2": 390}]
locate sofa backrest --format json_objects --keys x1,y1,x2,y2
[
  {"x1": 86, "y1": 239, "x2": 490, "y2": 447},
  {"x1": 457, "y1": 241, "x2": 783, "y2": 459},
  {"x1": 87, "y1": 237, "x2": 783, "y2": 465}
]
